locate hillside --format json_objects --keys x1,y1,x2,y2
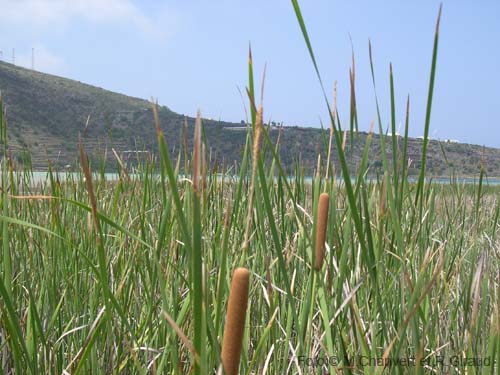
[{"x1": 0, "y1": 60, "x2": 497, "y2": 176}]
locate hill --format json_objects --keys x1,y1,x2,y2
[{"x1": 0, "y1": 60, "x2": 497, "y2": 176}]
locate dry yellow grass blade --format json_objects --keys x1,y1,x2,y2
[
  {"x1": 9, "y1": 195, "x2": 56, "y2": 200},
  {"x1": 193, "y1": 110, "x2": 202, "y2": 195},
  {"x1": 79, "y1": 135, "x2": 101, "y2": 237},
  {"x1": 112, "y1": 147, "x2": 131, "y2": 183}
]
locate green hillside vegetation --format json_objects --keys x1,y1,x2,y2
[{"x1": 0, "y1": 60, "x2": 496, "y2": 177}]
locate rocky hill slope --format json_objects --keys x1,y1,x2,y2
[{"x1": 0, "y1": 60, "x2": 497, "y2": 177}]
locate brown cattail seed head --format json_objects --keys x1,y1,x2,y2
[
  {"x1": 222, "y1": 268, "x2": 250, "y2": 375},
  {"x1": 315, "y1": 193, "x2": 330, "y2": 270}
]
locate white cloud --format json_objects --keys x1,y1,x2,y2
[{"x1": 0, "y1": 0, "x2": 167, "y2": 38}]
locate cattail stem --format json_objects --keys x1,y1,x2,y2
[
  {"x1": 222, "y1": 268, "x2": 250, "y2": 375},
  {"x1": 315, "y1": 193, "x2": 330, "y2": 270}
]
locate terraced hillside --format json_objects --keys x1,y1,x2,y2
[{"x1": 0, "y1": 60, "x2": 498, "y2": 176}]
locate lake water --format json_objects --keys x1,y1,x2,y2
[{"x1": 4, "y1": 171, "x2": 500, "y2": 186}]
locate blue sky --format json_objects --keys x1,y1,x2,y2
[{"x1": 0, "y1": 1, "x2": 499, "y2": 146}]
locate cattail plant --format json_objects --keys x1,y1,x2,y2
[
  {"x1": 242, "y1": 104, "x2": 263, "y2": 255},
  {"x1": 222, "y1": 267, "x2": 250, "y2": 375},
  {"x1": 193, "y1": 111, "x2": 202, "y2": 196},
  {"x1": 314, "y1": 192, "x2": 329, "y2": 270}
]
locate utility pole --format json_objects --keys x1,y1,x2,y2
[
  {"x1": 12, "y1": 48, "x2": 15, "y2": 64},
  {"x1": 32, "y1": 47, "x2": 34, "y2": 70}
]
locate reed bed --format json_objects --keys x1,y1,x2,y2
[{"x1": 1, "y1": 3, "x2": 499, "y2": 374}]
